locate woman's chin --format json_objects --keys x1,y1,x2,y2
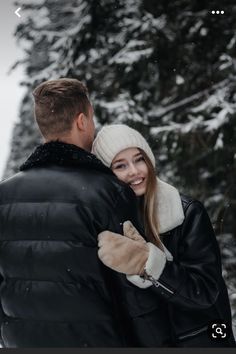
[{"x1": 131, "y1": 186, "x2": 146, "y2": 197}]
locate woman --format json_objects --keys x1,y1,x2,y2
[{"x1": 92, "y1": 124, "x2": 235, "y2": 347}]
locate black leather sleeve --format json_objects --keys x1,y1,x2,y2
[
  {"x1": 98, "y1": 184, "x2": 145, "y2": 346},
  {"x1": 107, "y1": 184, "x2": 144, "y2": 236},
  {"x1": 151, "y1": 200, "x2": 222, "y2": 309}
]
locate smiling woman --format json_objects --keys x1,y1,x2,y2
[
  {"x1": 93, "y1": 124, "x2": 163, "y2": 249},
  {"x1": 92, "y1": 123, "x2": 236, "y2": 347},
  {"x1": 0, "y1": 1, "x2": 24, "y2": 179}
]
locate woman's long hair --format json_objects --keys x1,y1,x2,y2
[{"x1": 139, "y1": 149, "x2": 164, "y2": 251}]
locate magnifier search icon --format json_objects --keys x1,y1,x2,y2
[{"x1": 216, "y1": 327, "x2": 223, "y2": 335}]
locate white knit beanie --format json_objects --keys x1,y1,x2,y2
[{"x1": 92, "y1": 124, "x2": 155, "y2": 167}]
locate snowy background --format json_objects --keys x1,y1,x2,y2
[
  {"x1": 0, "y1": 1, "x2": 24, "y2": 179},
  {"x1": 1, "y1": 0, "x2": 236, "y2": 339}
]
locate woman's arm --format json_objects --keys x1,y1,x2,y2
[
  {"x1": 98, "y1": 200, "x2": 223, "y2": 310},
  {"x1": 129, "y1": 201, "x2": 222, "y2": 310}
]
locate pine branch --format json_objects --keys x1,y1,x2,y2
[{"x1": 148, "y1": 76, "x2": 235, "y2": 122}]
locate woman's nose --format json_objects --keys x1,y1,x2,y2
[{"x1": 127, "y1": 163, "x2": 138, "y2": 176}]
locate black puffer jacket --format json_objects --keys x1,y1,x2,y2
[
  {"x1": 115, "y1": 196, "x2": 235, "y2": 347},
  {"x1": 0, "y1": 142, "x2": 143, "y2": 348}
]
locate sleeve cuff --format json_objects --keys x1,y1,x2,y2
[
  {"x1": 126, "y1": 242, "x2": 168, "y2": 288},
  {"x1": 126, "y1": 274, "x2": 153, "y2": 288},
  {"x1": 144, "y1": 242, "x2": 167, "y2": 279}
]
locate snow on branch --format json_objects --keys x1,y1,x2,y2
[{"x1": 148, "y1": 77, "x2": 234, "y2": 121}]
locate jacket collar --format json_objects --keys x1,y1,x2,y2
[
  {"x1": 157, "y1": 178, "x2": 185, "y2": 234},
  {"x1": 20, "y1": 141, "x2": 113, "y2": 176},
  {"x1": 19, "y1": 142, "x2": 184, "y2": 233}
]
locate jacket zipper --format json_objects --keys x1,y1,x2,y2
[
  {"x1": 142, "y1": 272, "x2": 174, "y2": 294},
  {"x1": 178, "y1": 325, "x2": 208, "y2": 341}
]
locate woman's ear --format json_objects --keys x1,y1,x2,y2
[{"x1": 75, "y1": 113, "x2": 87, "y2": 132}]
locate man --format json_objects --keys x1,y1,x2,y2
[{"x1": 0, "y1": 78, "x2": 146, "y2": 347}]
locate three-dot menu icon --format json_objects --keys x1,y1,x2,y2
[{"x1": 211, "y1": 10, "x2": 224, "y2": 14}]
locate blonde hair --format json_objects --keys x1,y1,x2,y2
[{"x1": 139, "y1": 149, "x2": 164, "y2": 251}]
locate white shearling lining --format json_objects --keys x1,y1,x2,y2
[{"x1": 126, "y1": 242, "x2": 172, "y2": 288}]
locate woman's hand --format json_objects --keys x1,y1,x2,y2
[{"x1": 97, "y1": 221, "x2": 149, "y2": 275}]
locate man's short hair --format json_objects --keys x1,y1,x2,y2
[{"x1": 33, "y1": 78, "x2": 91, "y2": 138}]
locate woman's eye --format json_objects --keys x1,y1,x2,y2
[
  {"x1": 113, "y1": 164, "x2": 126, "y2": 170},
  {"x1": 135, "y1": 156, "x2": 145, "y2": 163}
]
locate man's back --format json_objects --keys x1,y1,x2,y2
[{"x1": 0, "y1": 141, "x2": 142, "y2": 347}]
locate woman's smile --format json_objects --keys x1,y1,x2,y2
[{"x1": 130, "y1": 178, "x2": 144, "y2": 185}]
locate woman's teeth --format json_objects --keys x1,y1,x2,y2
[{"x1": 130, "y1": 179, "x2": 143, "y2": 186}]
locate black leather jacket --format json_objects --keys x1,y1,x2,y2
[
  {"x1": 0, "y1": 142, "x2": 234, "y2": 347},
  {"x1": 115, "y1": 196, "x2": 235, "y2": 347},
  {"x1": 0, "y1": 141, "x2": 143, "y2": 348}
]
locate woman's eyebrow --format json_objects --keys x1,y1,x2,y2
[
  {"x1": 112, "y1": 159, "x2": 125, "y2": 164},
  {"x1": 112, "y1": 153, "x2": 142, "y2": 165}
]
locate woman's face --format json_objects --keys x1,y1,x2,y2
[{"x1": 111, "y1": 148, "x2": 148, "y2": 196}]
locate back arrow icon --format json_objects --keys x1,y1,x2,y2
[{"x1": 15, "y1": 7, "x2": 21, "y2": 18}]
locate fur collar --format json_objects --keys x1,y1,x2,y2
[
  {"x1": 20, "y1": 141, "x2": 113, "y2": 176},
  {"x1": 157, "y1": 178, "x2": 185, "y2": 233}
]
